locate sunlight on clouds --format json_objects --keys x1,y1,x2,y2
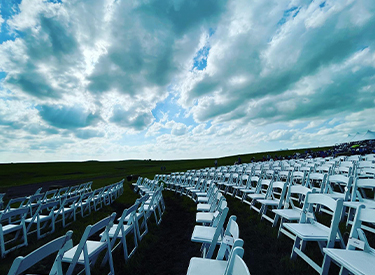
[{"x1": 0, "y1": 0, "x2": 375, "y2": 162}]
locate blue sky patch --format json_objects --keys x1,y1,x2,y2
[
  {"x1": 192, "y1": 46, "x2": 210, "y2": 71},
  {"x1": 278, "y1": 6, "x2": 300, "y2": 26}
]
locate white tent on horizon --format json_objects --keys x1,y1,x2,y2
[{"x1": 342, "y1": 130, "x2": 375, "y2": 143}]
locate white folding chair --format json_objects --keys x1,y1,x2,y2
[
  {"x1": 126, "y1": 194, "x2": 150, "y2": 241},
  {"x1": 284, "y1": 193, "x2": 345, "y2": 274},
  {"x1": 7, "y1": 231, "x2": 73, "y2": 275},
  {"x1": 344, "y1": 178, "x2": 375, "y2": 228},
  {"x1": 196, "y1": 196, "x2": 226, "y2": 224},
  {"x1": 0, "y1": 207, "x2": 29, "y2": 258},
  {"x1": 248, "y1": 179, "x2": 273, "y2": 213},
  {"x1": 223, "y1": 173, "x2": 239, "y2": 195},
  {"x1": 62, "y1": 213, "x2": 116, "y2": 275},
  {"x1": 105, "y1": 201, "x2": 139, "y2": 262},
  {"x1": 74, "y1": 191, "x2": 94, "y2": 218},
  {"x1": 322, "y1": 204, "x2": 375, "y2": 275},
  {"x1": 91, "y1": 187, "x2": 105, "y2": 211},
  {"x1": 187, "y1": 246, "x2": 250, "y2": 275},
  {"x1": 238, "y1": 175, "x2": 260, "y2": 202},
  {"x1": 272, "y1": 185, "x2": 314, "y2": 239},
  {"x1": 25, "y1": 200, "x2": 59, "y2": 239},
  {"x1": 142, "y1": 186, "x2": 163, "y2": 225},
  {"x1": 231, "y1": 174, "x2": 249, "y2": 199},
  {"x1": 40, "y1": 189, "x2": 58, "y2": 203},
  {"x1": 188, "y1": 216, "x2": 248, "y2": 275},
  {"x1": 305, "y1": 172, "x2": 327, "y2": 193},
  {"x1": 54, "y1": 195, "x2": 80, "y2": 228},
  {"x1": 257, "y1": 181, "x2": 288, "y2": 225},
  {"x1": 197, "y1": 188, "x2": 220, "y2": 212},
  {"x1": 191, "y1": 206, "x2": 229, "y2": 259},
  {"x1": 0, "y1": 196, "x2": 28, "y2": 215}
]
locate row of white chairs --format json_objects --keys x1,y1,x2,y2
[
  {"x1": 159, "y1": 154, "x2": 375, "y2": 275},
  {"x1": 7, "y1": 181, "x2": 163, "y2": 275},
  {"x1": 131, "y1": 177, "x2": 166, "y2": 225},
  {"x1": 160, "y1": 173, "x2": 251, "y2": 274},
  {"x1": 0, "y1": 179, "x2": 124, "y2": 258}
]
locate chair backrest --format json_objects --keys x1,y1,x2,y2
[
  {"x1": 2, "y1": 196, "x2": 27, "y2": 213},
  {"x1": 268, "y1": 181, "x2": 288, "y2": 207},
  {"x1": 350, "y1": 178, "x2": 375, "y2": 203},
  {"x1": 26, "y1": 200, "x2": 59, "y2": 232},
  {"x1": 291, "y1": 171, "x2": 306, "y2": 186},
  {"x1": 216, "y1": 216, "x2": 243, "y2": 260},
  {"x1": 277, "y1": 171, "x2": 291, "y2": 182},
  {"x1": 56, "y1": 187, "x2": 69, "y2": 200},
  {"x1": 347, "y1": 204, "x2": 375, "y2": 250},
  {"x1": 283, "y1": 185, "x2": 313, "y2": 211},
  {"x1": 305, "y1": 172, "x2": 327, "y2": 192},
  {"x1": 42, "y1": 189, "x2": 58, "y2": 203},
  {"x1": 205, "y1": 206, "x2": 229, "y2": 259},
  {"x1": 325, "y1": 174, "x2": 353, "y2": 200},
  {"x1": 255, "y1": 179, "x2": 272, "y2": 195},
  {"x1": 0, "y1": 207, "x2": 28, "y2": 223},
  {"x1": 7, "y1": 231, "x2": 73, "y2": 275},
  {"x1": 33, "y1": 187, "x2": 43, "y2": 195},
  {"x1": 224, "y1": 247, "x2": 250, "y2": 275},
  {"x1": 301, "y1": 193, "x2": 343, "y2": 248}
]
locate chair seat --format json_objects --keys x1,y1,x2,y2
[
  {"x1": 144, "y1": 205, "x2": 155, "y2": 211},
  {"x1": 247, "y1": 194, "x2": 266, "y2": 200},
  {"x1": 272, "y1": 209, "x2": 302, "y2": 221},
  {"x1": 54, "y1": 208, "x2": 73, "y2": 214},
  {"x1": 25, "y1": 215, "x2": 51, "y2": 223},
  {"x1": 223, "y1": 183, "x2": 235, "y2": 187},
  {"x1": 196, "y1": 212, "x2": 214, "y2": 223},
  {"x1": 197, "y1": 204, "x2": 210, "y2": 212},
  {"x1": 196, "y1": 192, "x2": 207, "y2": 197},
  {"x1": 197, "y1": 197, "x2": 209, "y2": 203},
  {"x1": 232, "y1": 186, "x2": 245, "y2": 190},
  {"x1": 344, "y1": 201, "x2": 375, "y2": 209},
  {"x1": 2, "y1": 223, "x2": 22, "y2": 233},
  {"x1": 323, "y1": 248, "x2": 375, "y2": 275},
  {"x1": 257, "y1": 199, "x2": 279, "y2": 206},
  {"x1": 187, "y1": 257, "x2": 227, "y2": 275},
  {"x1": 62, "y1": 240, "x2": 107, "y2": 263},
  {"x1": 124, "y1": 212, "x2": 143, "y2": 222},
  {"x1": 241, "y1": 189, "x2": 255, "y2": 194},
  {"x1": 283, "y1": 223, "x2": 330, "y2": 241},
  {"x1": 108, "y1": 224, "x2": 133, "y2": 238},
  {"x1": 191, "y1": 226, "x2": 222, "y2": 244}
]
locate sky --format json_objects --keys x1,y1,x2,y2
[{"x1": 0, "y1": 0, "x2": 374, "y2": 163}]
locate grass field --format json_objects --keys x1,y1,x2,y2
[{"x1": 0, "y1": 146, "x2": 343, "y2": 275}]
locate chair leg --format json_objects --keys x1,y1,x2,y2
[
  {"x1": 273, "y1": 214, "x2": 280, "y2": 227},
  {"x1": 277, "y1": 218, "x2": 284, "y2": 238},
  {"x1": 321, "y1": 254, "x2": 332, "y2": 275},
  {"x1": 291, "y1": 236, "x2": 302, "y2": 260}
]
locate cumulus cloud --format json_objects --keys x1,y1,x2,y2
[
  {"x1": 110, "y1": 105, "x2": 154, "y2": 131},
  {"x1": 74, "y1": 129, "x2": 105, "y2": 139},
  {"x1": 0, "y1": 0, "x2": 375, "y2": 162},
  {"x1": 178, "y1": 0, "x2": 375, "y2": 126},
  {"x1": 39, "y1": 104, "x2": 101, "y2": 129}
]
